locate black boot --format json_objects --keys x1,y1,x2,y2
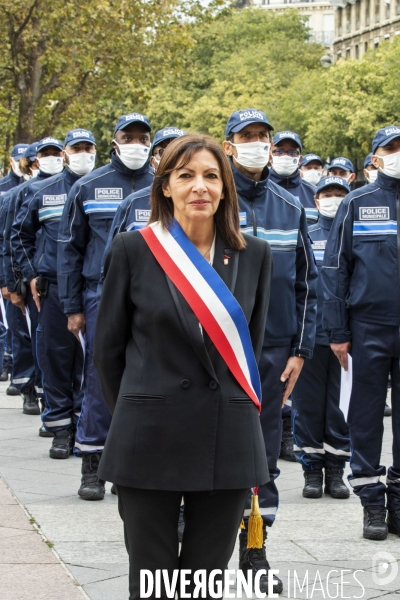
[
  {"x1": 324, "y1": 468, "x2": 350, "y2": 499},
  {"x1": 78, "y1": 453, "x2": 105, "y2": 501},
  {"x1": 280, "y1": 417, "x2": 296, "y2": 462},
  {"x1": 363, "y1": 506, "x2": 387, "y2": 540},
  {"x1": 239, "y1": 527, "x2": 283, "y2": 595},
  {"x1": 302, "y1": 470, "x2": 323, "y2": 498},
  {"x1": 39, "y1": 424, "x2": 54, "y2": 437},
  {"x1": 387, "y1": 509, "x2": 400, "y2": 536},
  {"x1": 49, "y1": 429, "x2": 74, "y2": 459},
  {"x1": 110, "y1": 483, "x2": 117, "y2": 495},
  {"x1": 384, "y1": 402, "x2": 392, "y2": 417},
  {"x1": 22, "y1": 385, "x2": 40, "y2": 415},
  {"x1": 6, "y1": 383, "x2": 20, "y2": 396},
  {"x1": 0, "y1": 367, "x2": 9, "y2": 381}
]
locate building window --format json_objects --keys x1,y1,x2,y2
[
  {"x1": 385, "y1": 0, "x2": 391, "y2": 18},
  {"x1": 397, "y1": 1, "x2": 400, "y2": 14},
  {"x1": 356, "y1": 0, "x2": 361, "y2": 28},
  {"x1": 346, "y1": 5, "x2": 351, "y2": 32},
  {"x1": 366, "y1": 0, "x2": 371, "y2": 25},
  {"x1": 355, "y1": 44, "x2": 359, "y2": 58},
  {"x1": 375, "y1": 0, "x2": 380, "y2": 22},
  {"x1": 365, "y1": 41, "x2": 369, "y2": 52},
  {"x1": 337, "y1": 7, "x2": 343, "y2": 35},
  {"x1": 346, "y1": 47, "x2": 351, "y2": 58}
]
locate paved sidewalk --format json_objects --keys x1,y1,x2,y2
[{"x1": 0, "y1": 379, "x2": 399, "y2": 599}]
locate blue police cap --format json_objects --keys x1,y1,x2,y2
[
  {"x1": 152, "y1": 128, "x2": 186, "y2": 152},
  {"x1": 273, "y1": 131, "x2": 302, "y2": 150},
  {"x1": 225, "y1": 109, "x2": 273, "y2": 137},
  {"x1": 363, "y1": 153, "x2": 374, "y2": 169},
  {"x1": 64, "y1": 129, "x2": 96, "y2": 147},
  {"x1": 328, "y1": 157, "x2": 354, "y2": 173},
  {"x1": 11, "y1": 144, "x2": 29, "y2": 160},
  {"x1": 23, "y1": 142, "x2": 39, "y2": 161},
  {"x1": 372, "y1": 126, "x2": 400, "y2": 154},
  {"x1": 114, "y1": 113, "x2": 151, "y2": 135},
  {"x1": 317, "y1": 175, "x2": 350, "y2": 195},
  {"x1": 302, "y1": 153, "x2": 324, "y2": 167},
  {"x1": 36, "y1": 137, "x2": 64, "y2": 152}
]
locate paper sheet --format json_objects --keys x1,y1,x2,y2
[
  {"x1": 339, "y1": 354, "x2": 352, "y2": 422},
  {"x1": 78, "y1": 332, "x2": 86, "y2": 389},
  {"x1": 25, "y1": 305, "x2": 31, "y2": 336},
  {"x1": 0, "y1": 292, "x2": 8, "y2": 329}
]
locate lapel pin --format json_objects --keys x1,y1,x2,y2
[{"x1": 223, "y1": 254, "x2": 230, "y2": 266}]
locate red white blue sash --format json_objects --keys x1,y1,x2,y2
[{"x1": 140, "y1": 220, "x2": 261, "y2": 412}]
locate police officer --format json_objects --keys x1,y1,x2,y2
[
  {"x1": 327, "y1": 156, "x2": 356, "y2": 185},
  {"x1": 223, "y1": 109, "x2": 317, "y2": 594},
  {"x1": 0, "y1": 144, "x2": 28, "y2": 194},
  {"x1": 58, "y1": 113, "x2": 154, "y2": 501},
  {"x1": 363, "y1": 153, "x2": 379, "y2": 184},
  {"x1": 299, "y1": 153, "x2": 324, "y2": 187},
  {"x1": 269, "y1": 131, "x2": 319, "y2": 226},
  {"x1": 12, "y1": 129, "x2": 96, "y2": 457},
  {"x1": 292, "y1": 176, "x2": 351, "y2": 499},
  {"x1": 322, "y1": 126, "x2": 400, "y2": 540}
]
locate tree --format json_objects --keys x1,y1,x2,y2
[
  {"x1": 0, "y1": 0, "x2": 218, "y2": 164},
  {"x1": 142, "y1": 8, "x2": 325, "y2": 140}
]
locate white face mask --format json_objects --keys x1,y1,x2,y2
[
  {"x1": 301, "y1": 169, "x2": 322, "y2": 186},
  {"x1": 318, "y1": 196, "x2": 344, "y2": 219},
  {"x1": 375, "y1": 150, "x2": 400, "y2": 179},
  {"x1": 11, "y1": 159, "x2": 23, "y2": 178},
  {"x1": 38, "y1": 155, "x2": 63, "y2": 175},
  {"x1": 272, "y1": 155, "x2": 299, "y2": 176},
  {"x1": 113, "y1": 141, "x2": 150, "y2": 170},
  {"x1": 365, "y1": 169, "x2": 378, "y2": 184},
  {"x1": 67, "y1": 151, "x2": 96, "y2": 176},
  {"x1": 230, "y1": 141, "x2": 270, "y2": 170}
]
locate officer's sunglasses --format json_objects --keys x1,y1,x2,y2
[{"x1": 272, "y1": 149, "x2": 301, "y2": 157}]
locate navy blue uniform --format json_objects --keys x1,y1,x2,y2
[
  {"x1": 322, "y1": 171, "x2": 400, "y2": 510},
  {"x1": 292, "y1": 214, "x2": 350, "y2": 470},
  {"x1": 269, "y1": 168, "x2": 318, "y2": 226},
  {"x1": 57, "y1": 152, "x2": 153, "y2": 455},
  {"x1": 12, "y1": 168, "x2": 85, "y2": 433},
  {"x1": 233, "y1": 162, "x2": 318, "y2": 525}
]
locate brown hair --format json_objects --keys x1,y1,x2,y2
[
  {"x1": 19, "y1": 157, "x2": 35, "y2": 176},
  {"x1": 149, "y1": 133, "x2": 246, "y2": 250}
]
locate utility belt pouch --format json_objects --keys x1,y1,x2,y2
[
  {"x1": 35, "y1": 276, "x2": 49, "y2": 298},
  {"x1": 16, "y1": 278, "x2": 27, "y2": 299}
]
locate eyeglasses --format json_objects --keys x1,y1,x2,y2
[{"x1": 272, "y1": 149, "x2": 300, "y2": 157}]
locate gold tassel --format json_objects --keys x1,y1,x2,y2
[
  {"x1": 239, "y1": 518, "x2": 245, "y2": 530},
  {"x1": 247, "y1": 494, "x2": 263, "y2": 548}
]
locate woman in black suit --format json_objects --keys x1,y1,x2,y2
[{"x1": 94, "y1": 134, "x2": 273, "y2": 599}]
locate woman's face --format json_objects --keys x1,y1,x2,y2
[{"x1": 162, "y1": 149, "x2": 224, "y2": 225}]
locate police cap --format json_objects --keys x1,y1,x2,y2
[
  {"x1": 273, "y1": 131, "x2": 302, "y2": 150},
  {"x1": 225, "y1": 109, "x2": 273, "y2": 137},
  {"x1": 36, "y1": 137, "x2": 64, "y2": 152},
  {"x1": 152, "y1": 128, "x2": 186, "y2": 153},
  {"x1": 64, "y1": 129, "x2": 96, "y2": 147},
  {"x1": 317, "y1": 175, "x2": 350, "y2": 195},
  {"x1": 302, "y1": 153, "x2": 324, "y2": 167},
  {"x1": 328, "y1": 157, "x2": 354, "y2": 173},
  {"x1": 372, "y1": 126, "x2": 400, "y2": 155},
  {"x1": 11, "y1": 144, "x2": 29, "y2": 160},
  {"x1": 114, "y1": 113, "x2": 151, "y2": 134}
]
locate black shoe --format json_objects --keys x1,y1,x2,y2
[
  {"x1": 303, "y1": 470, "x2": 323, "y2": 498},
  {"x1": 363, "y1": 506, "x2": 388, "y2": 540},
  {"x1": 324, "y1": 468, "x2": 350, "y2": 499},
  {"x1": 0, "y1": 367, "x2": 9, "y2": 381},
  {"x1": 49, "y1": 429, "x2": 73, "y2": 459},
  {"x1": 78, "y1": 454, "x2": 105, "y2": 501},
  {"x1": 39, "y1": 424, "x2": 54, "y2": 438},
  {"x1": 6, "y1": 383, "x2": 20, "y2": 396},
  {"x1": 387, "y1": 510, "x2": 400, "y2": 536},
  {"x1": 384, "y1": 402, "x2": 392, "y2": 417},
  {"x1": 178, "y1": 508, "x2": 185, "y2": 543},
  {"x1": 22, "y1": 386, "x2": 40, "y2": 415},
  {"x1": 110, "y1": 483, "x2": 117, "y2": 495},
  {"x1": 239, "y1": 527, "x2": 283, "y2": 595},
  {"x1": 280, "y1": 417, "x2": 296, "y2": 462}
]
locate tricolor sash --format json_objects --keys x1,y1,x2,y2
[{"x1": 139, "y1": 220, "x2": 262, "y2": 412}]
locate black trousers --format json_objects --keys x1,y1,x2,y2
[{"x1": 117, "y1": 486, "x2": 249, "y2": 600}]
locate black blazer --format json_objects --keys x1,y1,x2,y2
[{"x1": 94, "y1": 228, "x2": 273, "y2": 491}]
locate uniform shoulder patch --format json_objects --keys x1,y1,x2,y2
[
  {"x1": 359, "y1": 207, "x2": 389, "y2": 220},
  {"x1": 134, "y1": 209, "x2": 151, "y2": 222},
  {"x1": 95, "y1": 188, "x2": 123, "y2": 200}
]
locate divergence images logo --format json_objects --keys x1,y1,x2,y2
[{"x1": 372, "y1": 551, "x2": 398, "y2": 586}]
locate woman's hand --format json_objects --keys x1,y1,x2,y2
[{"x1": 280, "y1": 356, "x2": 305, "y2": 407}]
